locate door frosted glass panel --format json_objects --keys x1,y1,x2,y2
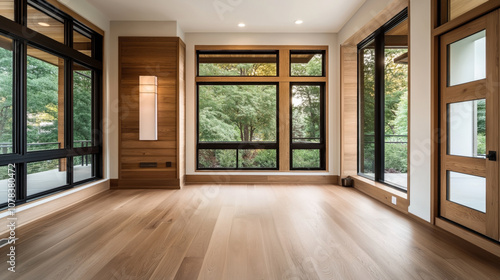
[
  {"x1": 448, "y1": 30, "x2": 486, "y2": 86},
  {"x1": 448, "y1": 171, "x2": 486, "y2": 213},
  {"x1": 448, "y1": 99, "x2": 486, "y2": 158}
]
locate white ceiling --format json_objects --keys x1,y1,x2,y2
[{"x1": 86, "y1": 0, "x2": 366, "y2": 33}]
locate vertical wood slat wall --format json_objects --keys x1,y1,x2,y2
[{"x1": 116, "y1": 37, "x2": 186, "y2": 188}]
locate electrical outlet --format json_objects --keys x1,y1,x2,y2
[{"x1": 391, "y1": 196, "x2": 397, "y2": 205}]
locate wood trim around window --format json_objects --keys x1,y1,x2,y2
[{"x1": 195, "y1": 45, "x2": 329, "y2": 172}]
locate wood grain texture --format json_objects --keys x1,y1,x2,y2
[
  {"x1": 185, "y1": 175, "x2": 339, "y2": 185},
  {"x1": 340, "y1": 45, "x2": 358, "y2": 178},
  {"x1": 341, "y1": 0, "x2": 408, "y2": 45},
  {"x1": 0, "y1": 180, "x2": 110, "y2": 237},
  {"x1": 433, "y1": 0, "x2": 500, "y2": 36},
  {"x1": 439, "y1": 12, "x2": 499, "y2": 240},
  {"x1": 1, "y1": 184, "x2": 500, "y2": 279},
  {"x1": 450, "y1": 0, "x2": 489, "y2": 20},
  {"x1": 118, "y1": 37, "x2": 185, "y2": 188}
]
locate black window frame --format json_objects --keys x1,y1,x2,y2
[
  {"x1": 357, "y1": 8, "x2": 408, "y2": 192},
  {"x1": 0, "y1": 0, "x2": 103, "y2": 209},
  {"x1": 196, "y1": 50, "x2": 280, "y2": 77},
  {"x1": 196, "y1": 82, "x2": 280, "y2": 170},
  {"x1": 289, "y1": 82, "x2": 326, "y2": 170}
]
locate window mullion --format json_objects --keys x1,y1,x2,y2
[{"x1": 374, "y1": 30, "x2": 385, "y2": 182}]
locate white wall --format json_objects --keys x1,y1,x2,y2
[
  {"x1": 338, "y1": 0, "x2": 394, "y2": 44},
  {"x1": 338, "y1": 0, "x2": 432, "y2": 222},
  {"x1": 185, "y1": 32, "x2": 339, "y2": 176}
]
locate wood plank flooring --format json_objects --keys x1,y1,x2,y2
[{"x1": 1, "y1": 184, "x2": 500, "y2": 279}]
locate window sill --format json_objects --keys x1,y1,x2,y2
[
  {"x1": 350, "y1": 175, "x2": 409, "y2": 213},
  {"x1": 352, "y1": 175, "x2": 407, "y2": 199}
]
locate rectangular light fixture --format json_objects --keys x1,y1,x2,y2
[{"x1": 139, "y1": 76, "x2": 157, "y2": 140}]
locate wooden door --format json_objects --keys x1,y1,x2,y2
[{"x1": 440, "y1": 11, "x2": 499, "y2": 240}]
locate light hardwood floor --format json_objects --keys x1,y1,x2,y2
[{"x1": 1, "y1": 184, "x2": 500, "y2": 279}]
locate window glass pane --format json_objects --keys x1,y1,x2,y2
[
  {"x1": 198, "y1": 84, "x2": 277, "y2": 142},
  {"x1": 292, "y1": 149, "x2": 320, "y2": 169},
  {"x1": 27, "y1": 159, "x2": 67, "y2": 196},
  {"x1": 0, "y1": 0, "x2": 14, "y2": 21},
  {"x1": 448, "y1": 30, "x2": 486, "y2": 87},
  {"x1": 291, "y1": 85, "x2": 321, "y2": 143},
  {"x1": 27, "y1": 46, "x2": 64, "y2": 152},
  {"x1": 0, "y1": 35, "x2": 13, "y2": 154},
  {"x1": 449, "y1": 0, "x2": 489, "y2": 20},
  {"x1": 384, "y1": 18, "x2": 408, "y2": 190},
  {"x1": 448, "y1": 99, "x2": 486, "y2": 158},
  {"x1": 73, "y1": 155, "x2": 93, "y2": 182},
  {"x1": 27, "y1": 5, "x2": 65, "y2": 44},
  {"x1": 447, "y1": 171, "x2": 486, "y2": 213},
  {"x1": 198, "y1": 52, "x2": 277, "y2": 76},
  {"x1": 359, "y1": 40, "x2": 376, "y2": 179},
  {"x1": 74, "y1": 29, "x2": 92, "y2": 56},
  {"x1": 290, "y1": 52, "x2": 324, "y2": 76},
  {"x1": 0, "y1": 165, "x2": 13, "y2": 205},
  {"x1": 198, "y1": 149, "x2": 236, "y2": 169},
  {"x1": 73, "y1": 63, "x2": 92, "y2": 147},
  {"x1": 238, "y1": 149, "x2": 277, "y2": 169}
]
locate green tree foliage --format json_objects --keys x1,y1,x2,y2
[
  {"x1": 26, "y1": 55, "x2": 59, "y2": 150},
  {"x1": 73, "y1": 69, "x2": 92, "y2": 143},
  {"x1": 0, "y1": 47, "x2": 13, "y2": 149},
  {"x1": 199, "y1": 84, "x2": 276, "y2": 142},
  {"x1": 361, "y1": 47, "x2": 409, "y2": 174},
  {"x1": 198, "y1": 56, "x2": 325, "y2": 169},
  {"x1": 0, "y1": 48, "x2": 93, "y2": 171}
]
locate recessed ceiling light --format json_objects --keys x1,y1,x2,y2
[
  {"x1": 38, "y1": 22, "x2": 50, "y2": 27},
  {"x1": 295, "y1": 20, "x2": 304, "y2": 25},
  {"x1": 238, "y1": 23, "x2": 246, "y2": 27}
]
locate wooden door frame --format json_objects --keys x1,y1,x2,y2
[{"x1": 431, "y1": 0, "x2": 500, "y2": 253}]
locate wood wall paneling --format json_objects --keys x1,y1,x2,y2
[
  {"x1": 340, "y1": 45, "x2": 358, "y2": 178},
  {"x1": 118, "y1": 37, "x2": 185, "y2": 189}
]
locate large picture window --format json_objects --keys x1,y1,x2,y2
[
  {"x1": 358, "y1": 9, "x2": 408, "y2": 191},
  {"x1": 196, "y1": 48, "x2": 327, "y2": 171},
  {"x1": 0, "y1": 0, "x2": 103, "y2": 209},
  {"x1": 197, "y1": 83, "x2": 279, "y2": 170}
]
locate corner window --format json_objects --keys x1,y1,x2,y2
[
  {"x1": 358, "y1": 9, "x2": 408, "y2": 191},
  {"x1": 0, "y1": 0, "x2": 103, "y2": 209}
]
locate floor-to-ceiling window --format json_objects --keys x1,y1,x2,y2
[
  {"x1": 0, "y1": 0, "x2": 103, "y2": 209},
  {"x1": 358, "y1": 9, "x2": 408, "y2": 191}
]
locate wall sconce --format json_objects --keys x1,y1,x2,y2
[{"x1": 139, "y1": 76, "x2": 157, "y2": 140}]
